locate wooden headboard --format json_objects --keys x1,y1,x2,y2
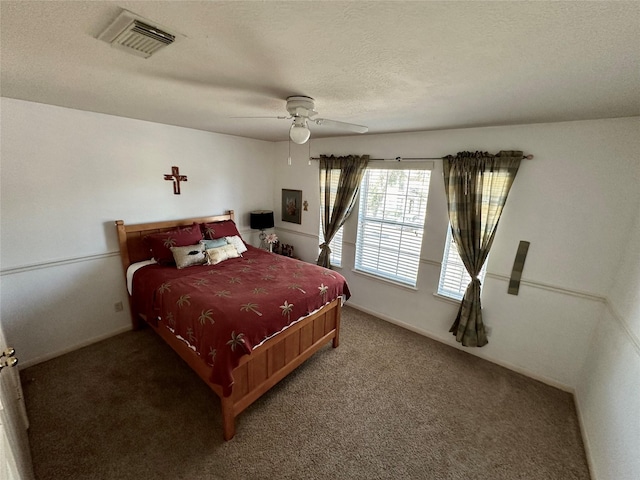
[{"x1": 114, "y1": 210, "x2": 235, "y2": 278}]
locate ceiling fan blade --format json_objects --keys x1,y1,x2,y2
[
  {"x1": 229, "y1": 116, "x2": 290, "y2": 120},
  {"x1": 311, "y1": 118, "x2": 368, "y2": 133}
]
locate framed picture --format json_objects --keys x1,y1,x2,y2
[{"x1": 282, "y1": 189, "x2": 302, "y2": 224}]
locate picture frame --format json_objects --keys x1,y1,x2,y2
[{"x1": 281, "y1": 189, "x2": 302, "y2": 224}]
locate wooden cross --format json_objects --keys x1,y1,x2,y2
[{"x1": 164, "y1": 166, "x2": 188, "y2": 195}]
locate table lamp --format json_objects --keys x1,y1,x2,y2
[{"x1": 250, "y1": 210, "x2": 275, "y2": 250}]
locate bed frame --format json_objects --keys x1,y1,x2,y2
[{"x1": 115, "y1": 211, "x2": 342, "y2": 440}]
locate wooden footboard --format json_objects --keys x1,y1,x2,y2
[{"x1": 150, "y1": 297, "x2": 341, "y2": 440}]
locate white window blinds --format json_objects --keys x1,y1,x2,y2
[
  {"x1": 437, "y1": 227, "x2": 487, "y2": 300},
  {"x1": 318, "y1": 223, "x2": 343, "y2": 267},
  {"x1": 355, "y1": 168, "x2": 431, "y2": 287}
]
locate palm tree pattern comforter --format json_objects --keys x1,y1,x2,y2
[{"x1": 131, "y1": 246, "x2": 350, "y2": 395}]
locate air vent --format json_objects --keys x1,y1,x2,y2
[{"x1": 98, "y1": 10, "x2": 179, "y2": 58}]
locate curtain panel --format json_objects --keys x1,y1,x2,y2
[
  {"x1": 317, "y1": 155, "x2": 369, "y2": 268},
  {"x1": 443, "y1": 150, "x2": 522, "y2": 347}
]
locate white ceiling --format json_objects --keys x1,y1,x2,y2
[{"x1": 1, "y1": 1, "x2": 639, "y2": 142}]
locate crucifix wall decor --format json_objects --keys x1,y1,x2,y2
[{"x1": 164, "y1": 166, "x2": 188, "y2": 195}]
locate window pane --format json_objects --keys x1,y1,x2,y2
[
  {"x1": 318, "y1": 224, "x2": 343, "y2": 267},
  {"x1": 436, "y1": 170, "x2": 509, "y2": 299},
  {"x1": 438, "y1": 228, "x2": 488, "y2": 300},
  {"x1": 319, "y1": 168, "x2": 344, "y2": 266},
  {"x1": 355, "y1": 168, "x2": 431, "y2": 287},
  {"x1": 438, "y1": 228, "x2": 473, "y2": 300}
]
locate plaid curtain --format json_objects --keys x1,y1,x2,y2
[
  {"x1": 317, "y1": 155, "x2": 369, "y2": 268},
  {"x1": 443, "y1": 151, "x2": 522, "y2": 346}
]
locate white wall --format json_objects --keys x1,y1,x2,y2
[
  {"x1": 2, "y1": 98, "x2": 638, "y2": 478},
  {"x1": 576, "y1": 203, "x2": 640, "y2": 480},
  {"x1": 273, "y1": 117, "x2": 640, "y2": 390},
  {"x1": 273, "y1": 117, "x2": 640, "y2": 479},
  {"x1": 0, "y1": 98, "x2": 276, "y2": 366}
]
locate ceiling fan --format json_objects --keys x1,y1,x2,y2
[{"x1": 249, "y1": 96, "x2": 368, "y2": 144}]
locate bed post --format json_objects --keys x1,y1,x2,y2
[
  {"x1": 115, "y1": 220, "x2": 130, "y2": 275},
  {"x1": 115, "y1": 220, "x2": 143, "y2": 330},
  {"x1": 221, "y1": 396, "x2": 236, "y2": 440},
  {"x1": 333, "y1": 301, "x2": 341, "y2": 348}
]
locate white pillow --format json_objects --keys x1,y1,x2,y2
[
  {"x1": 206, "y1": 244, "x2": 241, "y2": 265},
  {"x1": 126, "y1": 259, "x2": 157, "y2": 295},
  {"x1": 225, "y1": 235, "x2": 247, "y2": 254},
  {"x1": 170, "y1": 243, "x2": 207, "y2": 269}
]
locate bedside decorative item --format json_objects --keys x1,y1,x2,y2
[
  {"x1": 282, "y1": 189, "x2": 302, "y2": 224},
  {"x1": 164, "y1": 166, "x2": 188, "y2": 194},
  {"x1": 250, "y1": 210, "x2": 275, "y2": 250},
  {"x1": 272, "y1": 242, "x2": 296, "y2": 258},
  {"x1": 265, "y1": 233, "x2": 278, "y2": 252}
]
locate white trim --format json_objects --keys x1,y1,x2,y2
[
  {"x1": 351, "y1": 269, "x2": 418, "y2": 291},
  {"x1": 432, "y1": 292, "x2": 461, "y2": 305},
  {"x1": 346, "y1": 301, "x2": 574, "y2": 392},
  {"x1": 272, "y1": 229, "x2": 609, "y2": 304},
  {"x1": 17, "y1": 325, "x2": 133, "y2": 369},
  {"x1": 420, "y1": 258, "x2": 441, "y2": 267},
  {"x1": 605, "y1": 297, "x2": 640, "y2": 357},
  {"x1": 484, "y1": 272, "x2": 606, "y2": 303},
  {"x1": 0, "y1": 251, "x2": 120, "y2": 276},
  {"x1": 275, "y1": 227, "x2": 319, "y2": 240}
]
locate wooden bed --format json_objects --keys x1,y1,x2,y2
[{"x1": 115, "y1": 210, "x2": 342, "y2": 440}]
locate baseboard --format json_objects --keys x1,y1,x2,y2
[
  {"x1": 573, "y1": 393, "x2": 597, "y2": 480},
  {"x1": 18, "y1": 325, "x2": 133, "y2": 369},
  {"x1": 346, "y1": 301, "x2": 574, "y2": 393}
]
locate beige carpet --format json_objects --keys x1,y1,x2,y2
[{"x1": 21, "y1": 306, "x2": 590, "y2": 479}]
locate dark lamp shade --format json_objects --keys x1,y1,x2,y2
[{"x1": 250, "y1": 210, "x2": 274, "y2": 230}]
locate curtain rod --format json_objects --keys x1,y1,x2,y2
[{"x1": 309, "y1": 154, "x2": 534, "y2": 162}]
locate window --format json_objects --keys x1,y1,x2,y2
[
  {"x1": 318, "y1": 223, "x2": 343, "y2": 267},
  {"x1": 319, "y1": 167, "x2": 344, "y2": 267},
  {"x1": 355, "y1": 167, "x2": 431, "y2": 287},
  {"x1": 437, "y1": 227, "x2": 487, "y2": 300},
  {"x1": 438, "y1": 170, "x2": 510, "y2": 300}
]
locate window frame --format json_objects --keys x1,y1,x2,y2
[{"x1": 354, "y1": 163, "x2": 433, "y2": 288}]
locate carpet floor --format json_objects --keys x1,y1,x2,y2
[{"x1": 21, "y1": 306, "x2": 590, "y2": 479}]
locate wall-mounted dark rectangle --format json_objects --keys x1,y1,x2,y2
[{"x1": 508, "y1": 241, "x2": 530, "y2": 295}]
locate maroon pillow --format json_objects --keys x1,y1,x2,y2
[
  {"x1": 201, "y1": 220, "x2": 241, "y2": 240},
  {"x1": 144, "y1": 223, "x2": 203, "y2": 265}
]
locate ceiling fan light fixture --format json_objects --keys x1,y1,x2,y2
[{"x1": 289, "y1": 118, "x2": 310, "y2": 144}]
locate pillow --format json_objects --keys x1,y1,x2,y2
[
  {"x1": 170, "y1": 243, "x2": 207, "y2": 269},
  {"x1": 126, "y1": 259, "x2": 157, "y2": 295},
  {"x1": 144, "y1": 224, "x2": 203, "y2": 265},
  {"x1": 206, "y1": 244, "x2": 240, "y2": 265},
  {"x1": 200, "y1": 238, "x2": 228, "y2": 250},
  {"x1": 225, "y1": 235, "x2": 247, "y2": 254},
  {"x1": 201, "y1": 220, "x2": 241, "y2": 240}
]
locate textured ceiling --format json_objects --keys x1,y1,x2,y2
[{"x1": 1, "y1": 1, "x2": 639, "y2": 142}]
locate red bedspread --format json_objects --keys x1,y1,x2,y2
[{"x1": 131, "y1": 246, "x2": 350, "y2": 395}]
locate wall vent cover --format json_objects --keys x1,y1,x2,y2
[{"x1": 98, "y1": 10, "x2": 177, "y2": 58}]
